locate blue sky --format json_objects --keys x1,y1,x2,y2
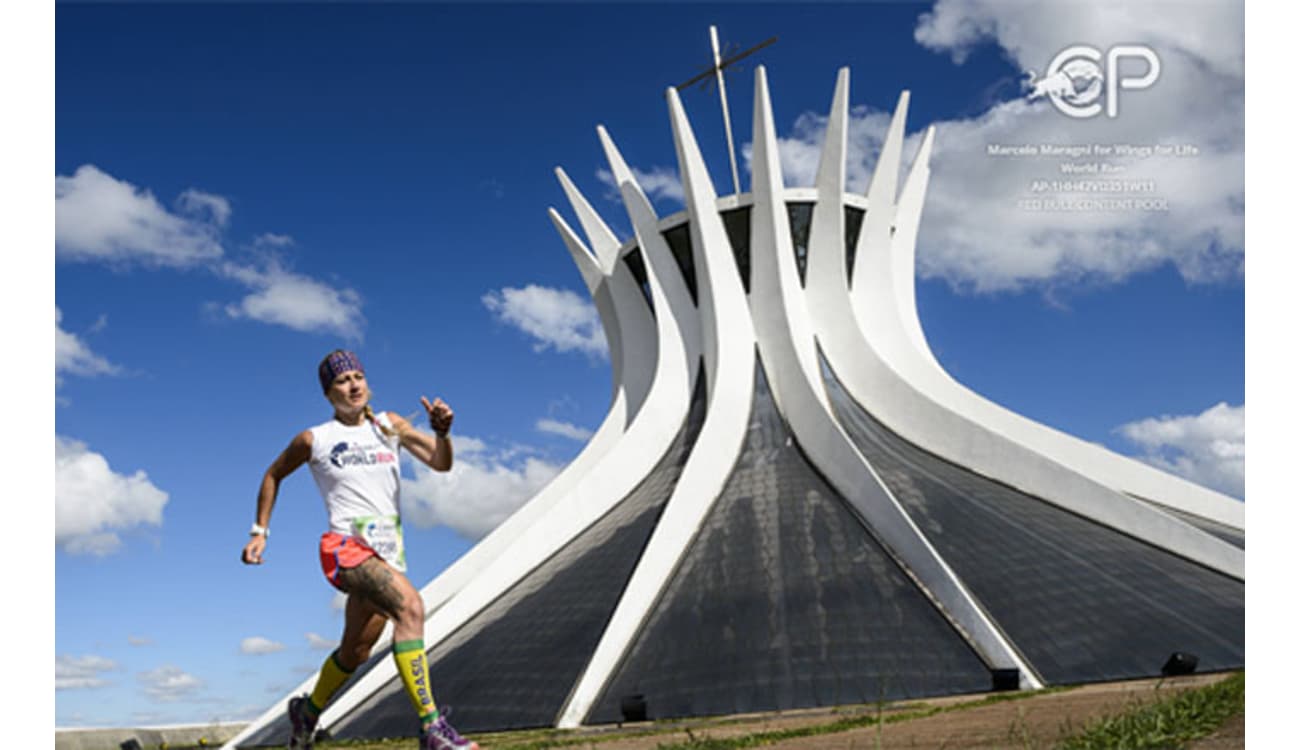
[{"x1": 48, "y1": 0, "x2": 1253, "y2": 730}]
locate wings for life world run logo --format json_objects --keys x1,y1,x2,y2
[
  {"x1": 330, "y1": 441, "x2": 397, "y2": 468},
  {"x1": 1026, "y1": 44, "x2": 1160, "y2": 118}
]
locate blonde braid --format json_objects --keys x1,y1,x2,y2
[{"x1": 362, "y1": 390, "x2": 399, "y2": 438}]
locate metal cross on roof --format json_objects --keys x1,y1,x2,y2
[{"x1": 675, "y1": 27, "x2": 777, "y2": 196}]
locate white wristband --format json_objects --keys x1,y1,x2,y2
[{"x1": 250, "y1": 523, "x2": 269, "y2": 538}]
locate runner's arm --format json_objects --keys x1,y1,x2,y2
[
  {"x1": 242, "y1": 430, "x2": 312, "y2": 565},
  {"x1": 390, "y1": 407, "x2": 453, "y2": 472}
]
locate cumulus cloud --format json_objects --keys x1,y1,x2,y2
[
  {"x1": 1116, "y1": 402, "x2": 1244, "y2": 499},
  {"x1": 769, "y1": 1, "x2": 1243, "y2": 292},
  {"x1": 56, "y1": 655, "x2": 119, "y2": 690},
  {"x1": 138, "y1": 665, "x2": 203, "y2": 703},
  {"x1": 56, "y1": 165, "x2": 224, "y2": 267},
  {"x1": 482, "y1": 285, "x2": 607, "y2": 358},
  {"x1": 220, "y1": 261, "x2": 365, "y2": 340},
  {"x1": 55, "y1": 307, "x2": 121, "y2": 382},
  {"x1": 239, "y1": 636, "x2": 286, "y2": 655},
  {"x1": 596, "y1": 165, "x2": 684, "y2": 204},
  {"x1": 536, "y1": 418, "x2": 594, "y2": 442},
  {"x1": 56, "y1": 165, "x2": 369, "y2": 339},
  {"x1": 55, "y1": 436, "x2": 169, "y2": 556},
  {"x1": 305, "y1": 632, "x2": 337, "y2": 651},
  {"x1": 401, "y1": 433, "x2": 563, "y2": 540}
]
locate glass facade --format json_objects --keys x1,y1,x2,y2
[
  {"x1": 661, "y1": 223, "x2": 698, "y2": 307},
  {"x1": 588, "y1": 357, "x2": 989, "y2": 724},
  {"x1": 786, "y1": 203, "x2": 813, "y2": 285},
  {"x1": 820, "y1": 353, "x2": 1245, "y2": 685}
]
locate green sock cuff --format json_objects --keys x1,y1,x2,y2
[
  {"x1": 420, "y1": 709, "x2": 439, "y2": 726},
  {"x1": 305, "y1": 697, "x2": 324, "y2": 716},
  {"x1": 329, "y1": 649, "x2": 355, "y2": 674},
  {"x1": 394, "y1": 639, "x2": 425, "y2": 655}
]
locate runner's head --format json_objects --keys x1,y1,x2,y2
[
  {"x1": 319, "y1": 349, "x2": 371, "y2": 414},
  {"x1": 318, "y1": 350, "x2": 395, "y2": 434},
  {"x1": 319, "y1": 349, "x2": 365, "y2": 393}
]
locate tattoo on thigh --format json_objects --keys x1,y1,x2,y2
[{"x1": 338, "y1": 559, "x2": 405, "y2": 616}]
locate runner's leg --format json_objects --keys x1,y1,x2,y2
[
  {"x1": 338, "y1": 557, "x2": 439, "y2": 728},
  {"x1": 301, "y1": 593, "x2": 388, "y2": 719}
]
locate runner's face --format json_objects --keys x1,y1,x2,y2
[{"x1": 327, "y1": 370, "x2": 369, "y2": 413}]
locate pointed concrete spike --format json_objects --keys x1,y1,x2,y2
[
  {"x1": 804, "y1": 67, "x2": 851, "y2": 301},
  {"x1": 899, "y1": 125, "x2": 936, "y2": 203},
  {"x1": 597, "y1": 125, "x2": 660, "y2": 227},
  {"x1": 864, "y1": 90, "x2": 910, "y2": 201},
  {"x1": 666, "y1": 87, "x2": 719, "y2": 207},
  {"x1": 750, "y1": 66, "x2": 783, "y2": 201},
  {"x1": 853, "y1": 90, "x2": 911, "y2": 292},
  {"x1": 554, "y1": 166, "x2": 620, "y2": 274},
  {"x1": 547, "y1": 207, "x2": 605, "y2": 293},
  {"x1": 814, "y1": 67, "x2": 850, "y2": 200}
]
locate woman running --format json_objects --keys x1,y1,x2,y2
[{"x1": 240, "y1": 349, "x2": 477, "y2": 750}]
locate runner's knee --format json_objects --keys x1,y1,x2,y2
[{"x1": 399, "y1": 588, "x2": 424, "y2": 626}]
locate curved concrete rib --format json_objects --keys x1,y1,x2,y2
[
  {"x1": 807, "y1": 77, "x2": 1243, "y2": 579},
  {"x1": 556, "y1": 168, "x2": 658, "y2": 420},
  {"x1": 888, "y1": 143, "x2": 1242, "y2": 529},
  {"x1": 597, "y1": 126, "x2": 704, "y2": 371},
  {"x1": 750, "y1": 66, "x2": 1040, "y2": 686},
  {"x1": 557, "y1": 86, "x2": 758, "y2": 728}
]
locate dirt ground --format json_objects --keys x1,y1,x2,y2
[{"x1": 481, "y1": 673, "x2": 1242, "y2": 750}]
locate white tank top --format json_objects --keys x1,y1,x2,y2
[{"x1": 307, "y1": 413, "x2": 407, "y2": 570}]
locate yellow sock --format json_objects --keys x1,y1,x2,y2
[
  {"x1": 307, "y1": 650, "x2": 355, "y2": 715},
  {"x1": 393, "y1": 639, "x2": 438, "y2": 725}
]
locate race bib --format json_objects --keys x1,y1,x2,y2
[{"x1": 351, "y1": 514, "x2": 407, "y2": 572}]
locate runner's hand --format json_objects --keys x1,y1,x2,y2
[
  {"x1": 242, "y1": 535, "x2": 267, "y2": 565},
  {"x1": 422, "y1": 396, "x2": 454, "y2": 435}
]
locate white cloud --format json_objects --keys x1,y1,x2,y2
[
  {"x1": 770, "y1": 1, "x2": 1243, "y2": 292},
  {"x1": 220, "y1": 261, "x2": 365, "y2": 340},
  {"x1": 536, "y1": 418, "x2": 594, "y2": 442},
  {"x1": 55, "y1": 307, "x2": 121, "y2": 381},
  {"x1": 1116, "y1": 402, "x2": 1244, "y2": 499},
  {"x1": 56, "y1": 654, "x2": 119, "y2": 690},
  {"x1": 331, "y1": 592, "x2": 349, "y2": 612},
  {"x1": 482, "y1": 284, "x2": 607, "y2": 358},
  {"x1": 401, "y1": 435, "x2": 563, "y2": 540},
  {"x1": 128, "y1": 636, "x2": 153, "y2": 647},
  {"x1": 305, "y1": 632, "x2": 337, "y2": 651},
  {"x1": 55, "y1": 436, "x2": 169, "y2": 556},
  {"x1": 177, "y1": 188, "x2": 232, "y2": 227},
  {"x1": 239, "y1": 636, "x2": 286, "y2": 655},
  {"x1": 56, "y1": 164, "x2": 224, "y2": 267},
  {"x1": 138, "y1": 665, "x2": 203, "y2": 703},
  {"x1": 55, "y1": 166, "x2": 369, "y2": 339},
  {"x1": 596, "y1": 165, "x2": 684, "y2": 204},
  {"x1": 746, "y1": 105, "x2": 895, "y2": 195}
]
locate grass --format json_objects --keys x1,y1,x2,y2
[
  {"x1": 1055, "y1": 671, "x2": 1244, "y2": 750},
  {"x1": 302, "y1": 674, "x2": 1243, "y2": 750}
]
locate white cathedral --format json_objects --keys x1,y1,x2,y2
[{"x1": 227, "y1": 65, "x2": 1244, "y2": 747}]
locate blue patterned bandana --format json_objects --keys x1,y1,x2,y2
[{"x1": 318, "y1": 350, "x2": 364, "y2": 392}]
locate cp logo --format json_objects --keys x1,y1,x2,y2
[{"x1": 1027, "y1": 45, "x2": 1160, "y2": 119}]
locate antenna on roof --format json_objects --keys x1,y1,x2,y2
[{"x1": 676, "y1": 27, "x2": 777, "y2": 196}]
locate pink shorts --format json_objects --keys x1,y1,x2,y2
[{"x1": 319, "y1": 532, "x2": 378, "y2": 592}]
